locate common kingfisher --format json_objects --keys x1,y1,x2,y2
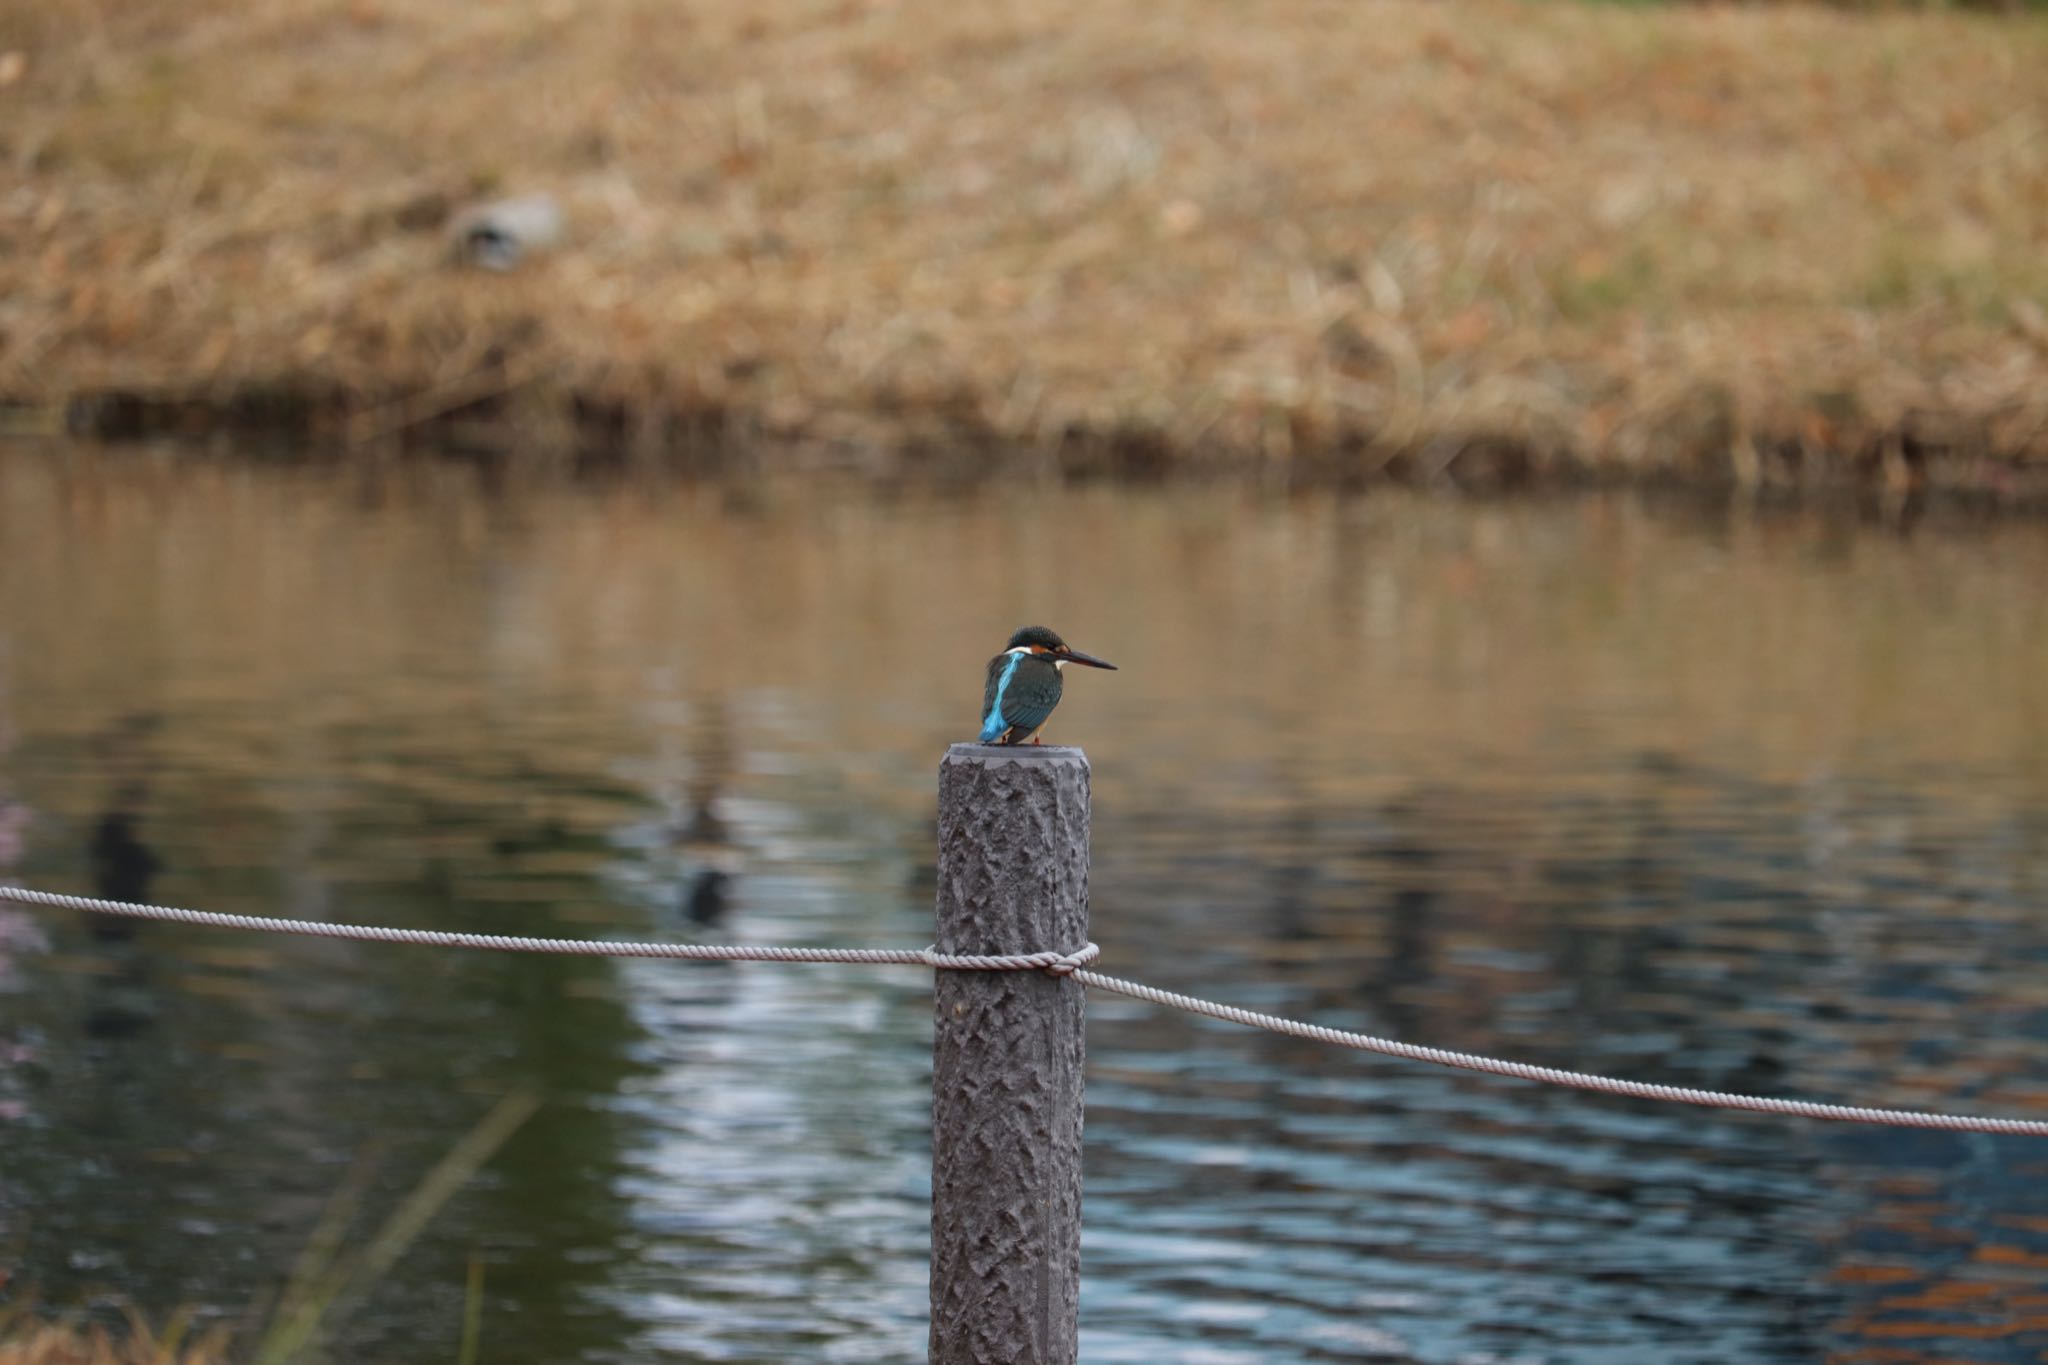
[{"x1": 979, "y1": 626, "x2": 1117, "y2": 745}]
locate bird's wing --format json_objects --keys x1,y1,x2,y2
[{"x1": 997, "y1": 658, "x2": 1063, "y2": 737}]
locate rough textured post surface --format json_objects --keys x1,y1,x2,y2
[{"x1": 931, "y1": 743, "x2": 1090, "y2": 1365}]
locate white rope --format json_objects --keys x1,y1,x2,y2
[
  {"x1": 0, "y1": 887, "x2": 1098, "y2": 972},
  {"x1": 6, "y1": 885, "x2": 2045, "y2": 1135},
  {"x1": 1067, "y1": 969, "x2": 2048, "y2": 1135}
]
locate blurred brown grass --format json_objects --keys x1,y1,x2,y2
[
  {"x1": 0, "y1": 1311, "x2": 225, "y2": 1365},
  {"x1": 0, "y1": 1336, "x2": 217, "y2": 1365},
  {"x1": 2, "y1": 0, "x2": 2046, "y2": 488}
]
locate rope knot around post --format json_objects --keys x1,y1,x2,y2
[{"x1": 920, "y1": 942, "x2": 1100, "y2": 976}]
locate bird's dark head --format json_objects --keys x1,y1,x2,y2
[
  {"x1": 1004, "y1": 625, "x2": 1117, "y2": 670},
  {"x1": 1006, "y1": 625, "x2": 1066, "y2": 652}
]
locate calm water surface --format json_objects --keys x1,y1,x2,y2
[{"x1": 2, "y1": 446, "x2": 2047, "y2": 1363}]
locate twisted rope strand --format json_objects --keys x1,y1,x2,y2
[
  {"x1": 0, "y1": 888, "x2": 1105, "y2": 971},
  {"x1": 2, "y1": 887, "x2": 934, "y2": 963},
  {"x1": 1068, "y1": 969, "x2": 2048, "y2": 1135},
  {"x1": 6, "y1": 885, "x2": 2044, "y2": 1135}
]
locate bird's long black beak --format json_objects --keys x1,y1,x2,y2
[{"x1": 1062, "y1": 648, "x2": 1117, "y2": 670}]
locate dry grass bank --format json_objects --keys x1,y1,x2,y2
[
  {"x1": 2, "y1": 0, "x2": 2046, "y2": 490},
  {"x1": 0, "y1": 1314, "x2": 224, "y2": 1365},
  {"x1": 0, "y1": 1339, "x2": 215, "y2": 1365}
]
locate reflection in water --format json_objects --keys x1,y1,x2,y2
[
  {"x1": 680, "y1": 867, "x2": 732, "y2": 929},
  {"x1": 80, "y1": 715, "x2": 165, "y2": 1039},
  {"x1": 669, "y1": 697, "x2": 740, "y2": 931},
  {"x1": 87, "y1": 802, "x2": 158, "y2": 930},
  {"x1": 80, "y1": 802, "x2": 157, "y2": 1038},
  {"x1": 0, "y1": 446, "x2": 2046, "y2": 1361},
  {"x1": 0, "y1": 665, "x2": 46, "y2": 1128}
]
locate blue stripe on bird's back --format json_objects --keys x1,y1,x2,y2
[{"x1": 981, "y1": 653, "x2": 1022, "y2": 743}]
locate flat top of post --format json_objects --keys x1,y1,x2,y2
[{"x1": 944, "y1": 742, "x2": 1089, "y2": 767}]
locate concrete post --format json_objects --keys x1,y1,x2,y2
[{"x1": 930, "y1": 743, "x2": 1090, "y2": 1364}]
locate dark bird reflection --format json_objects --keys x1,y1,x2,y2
[
  {"x1": 86, "y1": 796, "x2": 158, "y2": 944},
  {"x1": 82, "y1": 717, "x2": 163, "y2": 1037},
  {"x1": 668, "y1": 697, "x2": 742, "y2": 937},
  {"x1": 681, "y1": 865, "x2": 732, "y2": 928}
]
